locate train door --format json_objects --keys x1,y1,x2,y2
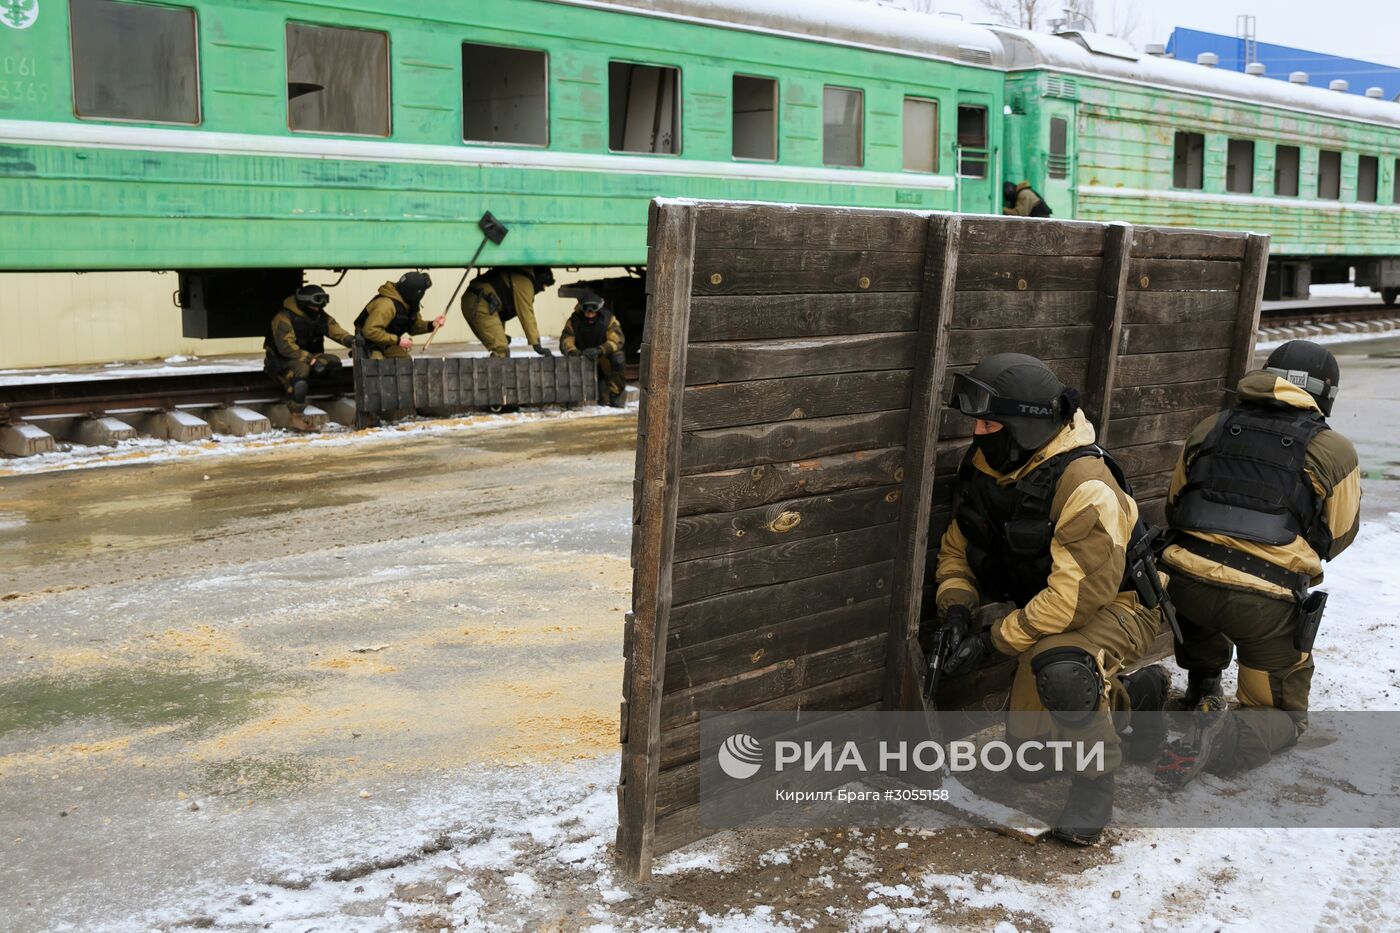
[
  {"x1": 955, "y1": 97, "x2": 995, "y2": 214},
  {"x1": 1040, "y1": 101, "x2": 1077, "y2": 217}
]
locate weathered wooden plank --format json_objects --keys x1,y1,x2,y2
[
  {"x1": 673, "y1": 483, "x2": 903, "y2": 562},
  {"x1": 1131, "y1": 226, "x2": 1249, "y2": 261},
  {"x1": 885, "y1": 213, "x2": 960, "y2": 713},
  {"x1": 671, "y1": 523, "x2": 898, "y2": 605},
  {"x1": 688, "y1": 292, "x2": 920, "y2": 342},
  {"x1": 693, "y1": 203, "x2": 928, "y2": 253},
  {"x1": 1130, "y1": 470, "x2": 1172, "y2": 501},
  {"x1": 618, "y1": 200, "x2": 696, "y2": 882},
  {"x1": 682, "y1": 370, "x2": 912, "y2": 432},
  {"x1": 667, "y1": 560, "x2": 895, "y2": 651},
  {"x1": 1139, "y1": 495, "x2": 1167, "y2": 529},
  {"x1": 1112, "y1": 439, "x2": 1185, "y2": 481},
  {"x1": 677, "y1": 446, "x2": 905, "y2": 517},
  {"x1": 1083, "y1": 222, "x2": 1133, "y2": 442},
  {"x1": 680, "y1": 410, "x2": 909, "y2": 475},
  {"x1": 1227, "y1": 234, "x2": 1271, "y2": 393},
  {"x1": 1118, "y1": 320, "x2": 1236, "y2": 356},
  {"x1": 955, "y1": 254, "x2": 1103, "y2": 291},
  {"x1": 946, "y1": 325, "x2": 1092, "y2": 367},
  {"x1": 685, "y1": 333, "x2": 916, "y2": 385},
  {"x1": 1123, "y1": 290, "x2": 1240, "y2": 325},
  {"x1": 1113, "y1": 350, "x2": 1231, "y2": 387},
  {"x1": 1107, "y1": 406, "x2": 1216, "y2": 449},
  {"x1": 663, "y1": 596, "x2": 889, "y2": 694},
  {"x1": 693, "y1": 248, "x2": 923, "y2": 295},
  {"x1": 1111, "y1": 380, "x2": 1226, "y2": 418},
  {"x1": 952, "y1": 290, "x2": 1098, "y2": 329},
  {"x1": 1128, "y1": 258, "x2": 1242, "y2": 293},
  {"x1": 959, "y1": 216, "x2": 1106, "y2": 257}
]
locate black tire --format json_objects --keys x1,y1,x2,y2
[{"x1": 1383, "y1": 288, "x2": 1398, "y2": 307}]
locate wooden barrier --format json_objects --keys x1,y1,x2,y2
[
  {"x1": 617, "y1": 199, "x2": 1267, "y2": 879},
  {"x1": 353, "y1": 354, "x2": 597, "y2": 420}
]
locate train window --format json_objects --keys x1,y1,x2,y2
[
  {"x1": 609, "y1": 62, "x2": 681, "y2": 155},
  {"x1": 733, "y1": 75, "x2": 777, "y2": 161},
  {"x1": 956, "y1": 105, "x2": 988, "y2": 178},
  {"x1": 823, "y1": 86, "x2": 864, "y2": 167},
  {"x1": 1172, "y1": 132, "x2": 1204, "y2": 189},
  {"x1": 1226, "y1": 139, "x2": 1254, "y2": 194},
  {"x1": 1358, "y1": 155, "x2": 1379, "y2": 203},
  {"x1": 1048, "y1": 117, "x2": 1069, "y2": 179},
  {"x1": 1318, "y1": 149, "x2": 1341, "y2": 200},
  {"x1": 1275, "y1": 145, "x2": 1300, "y2": 197},
  {"x1": 287, "y1": 24, "x2": 390, "y2": 137},
  {"x1": 463, "y1": 44, "x2": 548, "y2": 147},
  {"x1": 902, "y1": 97, "x2": 938, "y2": 173},
  {"x1": 70, "y1": 0, "x2": 200, "y2": 125}
]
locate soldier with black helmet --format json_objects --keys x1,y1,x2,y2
[
  {"x1": 354, "y1": 271, "x2": 444, "y2": 359},
  {"x1": 561, "y1": 294, "x2": 627, "y2": 408},
  {"x1": 1156, "y1": 340, "x2": 1361, "y2": 787},
  {"x1": 929, "y1": 353, "x2": 1171, "y2": 845},
  {"x1": 461, "y1": 266, "x2": 555, "y2": 358},
  {"x1": 264, "y1": 284, "x2": 354, "y2": 432}
]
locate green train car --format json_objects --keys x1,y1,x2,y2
[{"x1": 0, "y1": 0, "x2": 1397, "y2": 348}]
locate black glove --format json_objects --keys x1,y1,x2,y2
[
  {"x1": 533, "y1": 344, "x2": 552, "y2": 357},
  {"x1": 566, "y1": 348, "x2": 580, "y2": 356},
  {"x1": 944, "y1": 629, "x2": 995, "y2": 678},
  {"x1": 581, "y1": 347, "x2": 601, "y2": 362}
]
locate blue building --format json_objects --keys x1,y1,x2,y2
[{"x1": 1166, "y1": 27, "x2": 1400, "y2": 101}]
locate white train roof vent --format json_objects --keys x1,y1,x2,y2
[
  {"x1": 1058, "y1": 31, "x2": 1140, "y2": 61},
  {"x1": 1365, "y1": 86, "x2": 1385, "y2": 99},
  {"x1": 958, "y1": 45, "x2": 994, "y2": 65},
  {"x1": 1289, "y1": 71, "x2": 1309, "y2": 84},
  {"x1": 1196, "y1": 52, "x2": 1219, "y2": 67},
  {"x1": 1144, "y1": 42, "x2": 1167, "y2": 56},
  {"x1": 1329, "y1": 79, "x2": 1349, "y2": 92},
  {"x1": 1245, "y1": 62, "x2": 1266, "y2": 76}
]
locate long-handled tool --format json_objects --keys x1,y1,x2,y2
[{"x1": 419, "y1": 211, "x2": 510, "y2": 354}]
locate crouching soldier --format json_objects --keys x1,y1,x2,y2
[
  {"x1": 461, "y1": 266, "x2": 555, "y2": 358},
  {"x1": 1157, "y1": 340, "x2": 1360, "y2": 786},
  {"x1": 928, "y1": 353, "x2": 1171, "y2": 845},
  {"x1": 561, "y1": 295, "x2": 627, "y2": 408},
  {"x1": 1002, "y1": 181, "x2": 1052, "y2": 217},
  {"x1": 264, "y1": 284, "x2": 353, "y2": 432},
  {"x1": 354, "y1": 271, "x2": 443, "y2": 359}
]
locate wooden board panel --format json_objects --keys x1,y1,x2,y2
[
  {"x1": 1119, "y1": 320, "x2": 1235, "y2": 356},
  {"x1": 1123, "y1": 289, "x2": 1240, "y2": 325},
  {"x1": 693, "y1": 248, "x2": 924, "y2": 295},
  {"x1": 1113, "y1": 439, "x2": 1185, "y2": 480},
  {"x1": 1113, "y1": 349, "x2": 1231, "y2": 387},
  {"x1": 1128, "y1": 258, "x2": 1242, "y2": 293},
  {"x1": 688, "y1": 292, "x2": 919, "y2": 342},
  {"x1": 959, "y1": 217, "x2": 1105, "y2": 256},
  {"x1": 693, "y1": 203, "x2": 928, "y2": 253},
  {"x1": 1111, "y1": 380, "x2": 1225, "y2": 418},
  {"x1": 677, "y1": 446, "x2": 905, "y2": 517},
  {"x1": 955, "y1": 254, "x2": 1103, "y2": 291},
  {"x1": 946, "y1": 325, "x2": 1091, "y2": 367},
  {"x1": 952, "y1": 289, "x2": 1097, "y2": 329},
  {"x1": 685, "y1": 333, "x2": 916, "y2": 385},
  {"x1": 1107, "y1": 406, "x2": 1217, "y2": 449},
  {"x1": 1131, "y1": 226, "x2": 1249, "y2": 261},
  {"x1": 680, "y1": 410, "x2": 909, "y2": 475},
  {"x1": 682, "y1": 370, "x2": 912, "y2": 432}
]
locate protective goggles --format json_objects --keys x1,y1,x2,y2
[
  {"x1": 1265, "y1": 367, "x2": 1338, "y2": 401},
  {"x1": 580, "y1": 298, "x2": 605, "y2": 313},
  {"x1": 947, "y1": 372, "x2": 1057, "y2": 419},
  {"x1": 297, "y1": 288, "x2": 330, "y2": 309}
]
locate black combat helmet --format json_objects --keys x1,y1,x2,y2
[
  {"x1": 294, "y1": 284, "x2": 330, "y2": 311},
  {"x1": 531, "y1": 266, "x2": 556, "y2": 291},
  {"x1": 949, "y1": 353, "x2": 1077, "y2": 468},
  {"x1": 396, "y1": 271, "x2": 433, "y2": 307},
  {"x1": 1003, "y1": 181, "x2": 1019, "y2": 205},
  {"x1": 1265, "y1": 339, "x2": 1340, "y2": 416}
]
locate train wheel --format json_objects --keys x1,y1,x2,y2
[{"x1": 1383, "y1": 288, "x2": 1398, "y2": 307}]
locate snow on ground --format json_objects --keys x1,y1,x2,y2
[{"x1": 1257, "y1": 327, "x2": 1400, "y2": 353}]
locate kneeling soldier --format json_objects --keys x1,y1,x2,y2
[
  {"x1": 930, "y1": 353, "x2": 1171, "y2": 845},
  {"x1": 1157, "y1": 340, "x2": 1360, "y2": 786},
  {"x1": 354, "y1": 271, "x2": 444, "y2": 359},
  {"x1": 561, "y1": 295, "x2": 627, "y2": 408},
  {"x1": 461, "y1": 266, "x2": 555, "y2": 358},
  {"x1": 264, "y1": 284, "x2": 353, "y2": 432}
]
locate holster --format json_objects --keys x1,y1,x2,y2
[{"x1": 1293, "y1": 590, "x2": 1327, "y2": 654}]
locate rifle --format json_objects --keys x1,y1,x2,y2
[{"x1": 922, "y1": 624, "x2": 956, "y2": 704}]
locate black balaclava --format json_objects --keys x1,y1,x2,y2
[{"x1": 396, "y1": 271, "x2": 432, "y2": 309}]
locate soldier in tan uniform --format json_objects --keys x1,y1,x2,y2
[
  {"x1": 354, "y1": 271, "x2": 443, "y2": 359},
  {"x1": 1157, "y1": 340, "x2": 1361, "y2": 786},
  {"x1": 461, "y1": 266, "x2": 555, "y2": 357},
  {"x1": 929, "y1": 353, "x2": 1170, "y2": 845},
  {"x1": 1002, "y1": 181, "x2": 1051, "y2": 217},
  {"x1": 561, "y1": 295, "x2": 627, "y2": 408},
  {"x1": 264, "y1": 284, "x2": 353, "y2": 432}
]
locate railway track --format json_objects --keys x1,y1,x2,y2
[{"x1": 1257, "y1": 303, "x2": 1400, "y2": 343}]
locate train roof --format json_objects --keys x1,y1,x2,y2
[
  {"x1": 545, "y1": 0, "x2": 1005, "y2": 68},
  {"x1": 993, "y1": 28, "x2": 1400, "y2": 129}
]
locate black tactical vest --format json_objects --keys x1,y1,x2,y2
[
  {"x1": 1172, "y1": 404, "x2": 1331, "y2": 554},
  {"x1": 955, "y1": 444, "x2": 1147, "y2": 608},
  {"x1": 354, "y1": 296, "x2": 414, "y2": 338},
  {"x1": 476, "y1": 269, "x2": 522, "y2": 322},
  {"x1": 569, "y1": 309, "x2": 613, "y2": 350},
  {"x1": 264, "y1": 308, "x2": 330, "y2": 359}
]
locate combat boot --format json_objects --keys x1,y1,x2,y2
[
  {"x1": 1156, "y1": 695, "x2": 1238, "y2": 789},
  {"x1": 1052, "y1": 772, "x2": 1114, "y2": 846},
  {"x1": 1121, "y1": 664, "x2": 1171, "y2": 762},
  {"x1": 608, "y1": 389, "x2": 626, "y2": 409},
  {"x1": 286, "y1": 410, "x2": 319, "y2": 433},
  {"x1": 1183, "y1": 670, "x2": 1223, "y2": 708}
]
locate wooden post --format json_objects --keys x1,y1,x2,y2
[
  {"x1": 882, "y1": 213, "x2": 961, "y2": 712},
  {"x1": 617, "y1": 201, "x2": 696, "y2": 881},
  {"x1": 1082, "y1": 222, "x2": 1132, "y2": 445},
  {"x1": 1225, "y1": 233, "x2": 1271, "y2": 398}
]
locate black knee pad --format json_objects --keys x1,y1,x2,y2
[
  {"x1": 1031, "y1": 647, "x2": 1103, "y2": 727},
  {"x1": 610, "y1": 351, "x2": 626, "y2": 369},
  {"x1": 291, "y1": 379, "x2": 310, "y2": 404}
]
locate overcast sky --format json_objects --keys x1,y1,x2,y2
[{"x1": 929, "y1": 0, "x2": 1396, "y2": 64}]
